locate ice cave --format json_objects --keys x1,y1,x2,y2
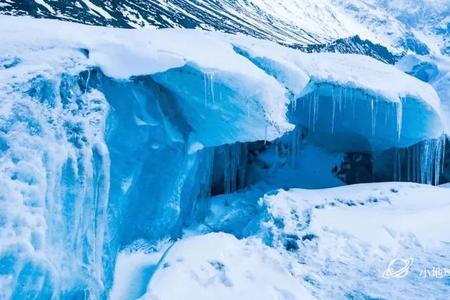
[{"x1": 0, "y1": 8, "x2": 450, "y2": 300}]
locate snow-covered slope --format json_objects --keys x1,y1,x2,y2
[
  {"x1": 115, "y1": 183, "x2": 450, "y2": 300},
  {"x1": 3, "y1": 0, "x2": 449, "y2": 59},
  {"x1": 259, "y1": 183, "x2": 450, "y2": 299},
  {"x1": 0, "y1": 0, "x2": 374, "y2": 46}
]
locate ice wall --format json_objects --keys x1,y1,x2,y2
[
  {"x1": 232, "y1": 43, "x2": 445, "y2": 151},
  {"x1": 291, "y1": 83, "x2": 443, "y2": 151},
  {"x1": 0, "y1": 56, "x2": 110, "y2": 299}
]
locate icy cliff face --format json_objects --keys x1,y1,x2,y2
[
  {"x1": 0, "y1": 16, "x2": 447, "y2": 299},
  {"x1": 232, "y1": 40, "x2": 445, "y2": 151}
]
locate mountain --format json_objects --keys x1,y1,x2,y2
[
  {"x1": 2, "y1": 0, "x2": 446, "y2": 55},
  {"x1": 299, "y1": 35, "x2": 400, "y2": 64},
  {"x1": 0, "y1": 0, "x2": 372, "y2": 45}
]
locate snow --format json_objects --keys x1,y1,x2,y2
[
  {"x1": 237, "y1": 0, "x2": 376, "y2": 44},
  {"x1": 0, "y1": 16, "x2": 293, "y2": 148},
  {"x1": 1, "y1": 15, "x2": 444, "y2": 150},
  {"x1": 233, "y1": 37, "x2": 442, "y2": 113},
  {"x1": 110, "y1": 240, "x2": 172, "y2": 300},
  {"x1": 230, "y1": 37, "x2": 446, "y2": 150},
  {"x1": 80, "y1": 0, "x2": 114, "y2": 20},
  {"x1": 142, "y1": 233, "x2": 315, "y2": 300},
  {"x1": 2, "y1": 0, "x2": 448, "y2": 61},
  {"x1": 112, "y1": 183, "x2": 450, "y2": 300},
  {"x1": 258, "y1": 183, "x2": 450, "y2": 298},
  {"x1": 34, "y1": 0, "x2": 55, "y2": 14},
  {"x1": 397, "y1": 53, "x2": 450, "y2": 132},
  {"x1": 265, "y1": 183, "x2": 450, "y2": 248}
]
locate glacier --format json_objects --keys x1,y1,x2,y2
[{"x1": 0, "y1": 15, "x2": 448, "y2": 300}]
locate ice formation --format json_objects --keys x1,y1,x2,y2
[{"x1": 0, "y1": 15, "x2": 448, "y2": 299}]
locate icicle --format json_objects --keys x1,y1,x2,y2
[
  {"x1": 221, "y1": 143, "x2": 247, "y2": 194},
  {"x1": 264, "y1": 125, "x2": 268, "y2": 145},
  {"x1": 371, "y1": 97, "x2": 375, "y2": 136},
  {"x1": 238, "y1": 143, "x2": 248, "y2": 189},
  {"x1": 289, "y1": 129, "x2": 296, "y2": 166},
  {"x1": 209, "y1": 73, "x2": 215, "y2": 105},
  {"x1": 231, "y1": 144, "x2": 239, "y2": 192},
  {"x1": 223, "y1": 145, "x2": 234, "y2": 194},
  {"x1": 384, "y1": 100, "x2": 389, "y2": 126},
  {"x1": 393, "y1": 135, "x2": 446, "y2": 185},
  {"x1": 204, "y1": 72, "x2": 208, "y2": 106},
  {"x1": 307, "y1": 93, "x2": 312, "y2": 131},
  {"x1": 331, "y1": 87, "x2": 336, "y2": 134},
  {"x1": 395, "y1": 101, "x2": 403, "y2": 140},
  {"x1": 292, "y1": 97, "x2": 297, "y2": 112},
  {"x1": 351, "y1": 89, "x2": 356, "y2": 121},
  {"x1": 433, "y1": 135, "x2": 446, "y2": 185},
  {"x1": 313, "y1": 92, "x2": 319, "y2": 132}
]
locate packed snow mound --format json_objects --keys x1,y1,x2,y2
[
  {"x1": 261, "y1": 183, "x2": 450, "y2": 299},
  {"x1": 234, "y1": 39, "x2": 440, "y2": 108},
  {"x1": 142, "y1": 233, "x2": 315, "y2": 300},
  {"x1": 0, "y1": 15, "x2": 445, "y2": 150}
]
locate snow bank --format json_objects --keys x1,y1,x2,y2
[
  {"x1": 233, "y1": 38, "x2": 440, "y2": 109},
  {"x1": 109, "y1": 240, "x2": 172, "y2": 300},
  {"x1": 262, "y1": 183, "x2": 450, "y2": 299},
  {"x1": 142, "y1": 233, "x2": 315, "y2": 300},
  {"x1": 116, "y1": 183, "x2": 450, "y2": 300}
]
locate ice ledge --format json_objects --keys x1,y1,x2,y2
[{"x1": 0, "y1": 15, "x2": 445, "y2": 149}]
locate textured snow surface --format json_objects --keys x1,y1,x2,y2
[
  {"x1": 117, "y1": 183, "x2": 450, "y2": 300},
  {"x1": 234, "y1": 38, "x2": 442, "y2": 110},
  {"x1": 143, "y1": 233, "x2": 315, "y2": 300},
  {"x1": 260, "y1": 183, "x2": 450, "y2": 299}
]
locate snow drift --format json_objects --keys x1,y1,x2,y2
[{"x1": 118, "y1": 183, "x2": 450, "y2": 300}]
